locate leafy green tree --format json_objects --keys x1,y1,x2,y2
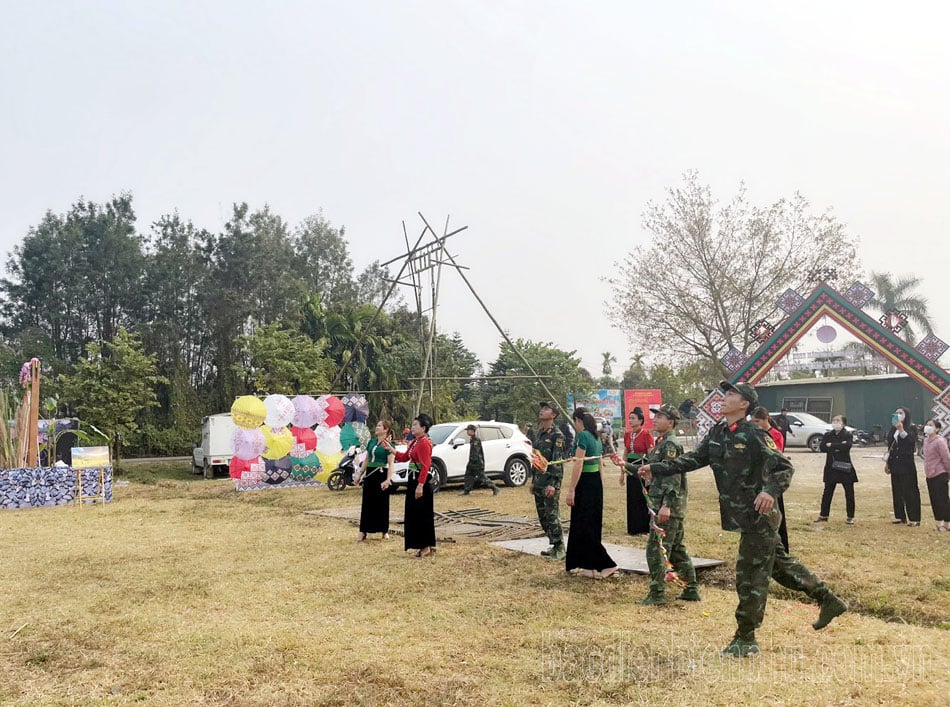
[
  {"x1": 601, "y1": 351, "x2": 617, "y2": 377},
  {"x1": 295, "y1": 213, "x2": 357, "y2": 307},
  {"x1": 59, "y1": 328, "x2": 167, "y2": 463},
  {"x1": 236, "y1": 322, "x2": 332, "y2": 395},
  {"x1": 140, "y1": 213, "x2": 214, "y2": 390},
  {"x1": 607, "y1": 172, "x2": 862, "y2": 374},
  {"x1": 867, "y1": 272, "x2": 934, "y2": 344},
  {"x1": 480, "y1": 340, "x2": 590, "y2": 425},
  {"x1": 2, "y1": 194, "x2": 145, "y2": 366}
]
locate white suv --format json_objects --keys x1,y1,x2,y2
[{"x1": 390, "y1": 421, "x2": 533, "y2": 492}]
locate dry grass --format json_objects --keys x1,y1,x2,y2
[{"x1": 1, "y1": 450, "x2": 947, "y2": 705}]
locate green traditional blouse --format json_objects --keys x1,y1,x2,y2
[
  {"x1": 574, "y1": 430, "x2": 602, "y2": 472},
  {"x1": 366, "y1": 438, "x2": 391, "y2": 469}
]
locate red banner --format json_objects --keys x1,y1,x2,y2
[{"x1": 623, "y1": 389, "x2": 663, "y2": 432}]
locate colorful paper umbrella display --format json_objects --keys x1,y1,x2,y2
[
  {"x1": 261, "y1": 426, "x2": 294, "y2": 460},
  {"x1": 341, "y1": 393, "x2": 370, "y2": 423},
  {"x1": 352, "y1": 421, "x2": 371, "y2": 447},
  {"x1": 339, "y1": 422, "x2": 360, "y2": 450},
  {"x1": 232, "y1": 427, "x2": 267, "y2": 461},
  {"x1": 320, "y1": 395, "x2": 345, "y2": 428},
  {"x1": 229, "y1": 456, "x2": 253, "y2": 479},
  {"x1": 289, "y1": 425, "x2": 317, "y2": 456},
  {"x1": 316, "y1": 424, "x2": 343, "y2": 454},
  {"x1": 314, "y1": 451, "x2": 344, "y2": 482},
  {"x1": 263, "y1": 456, "x2": 292, "y2": 484},
  {"x1": 290, "y1": 451, "x2": 321, "y2": 480},
  {"x1": 263, "y1": 394, "x2": 295, "y2": 428},
  {"x1": 231, "y1": 396, "x2": 267, "y2": 429},
  {"x1": 292, "y1": 395, "x2": 324, "y2": 428}
]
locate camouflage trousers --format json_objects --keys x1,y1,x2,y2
[
  {"x1": 735, "y1": 509, "x2": 829, "y2": 639},
  {"x1": 464, "y1": 466, "x2": 494, "y2": 492},
  {"x1": 646, "y1": 517, "x2": 696, "y2": 593},
  {"x1": 534, "y1": 489, "x2": 563, "y2": 546}
]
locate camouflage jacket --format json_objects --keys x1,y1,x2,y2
[
  {"x1": 650, "y1": 418, "x2": 792, "y2": 531},
  {"x1": 644, "y1": 431, "x2": 687, "y2": 518},
  {"x1": 466, "y1": 435, "x2": 484, "y2": 473},
  {"x1": 533, "y1": 425, "x2": 566, "y2": 489}
]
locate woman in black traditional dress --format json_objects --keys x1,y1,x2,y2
[
  {"x1": 621, "y1": 406, "x2": 654, "y2": 535},
  {"x1": 565, "y1": 407, "x2": 619, "y2": 578},
  {"x1": 385, "y1": 413, "x2": 437, "y2": 557},
  {"x1": 354, "y1": 419, "x2": 395, "y2": 541}
]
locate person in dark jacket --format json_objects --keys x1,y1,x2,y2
[
  {"x1": 885, "y1": 406, "x2": 922, "y2": 526},
  {"x1": 814, "y1": 415, "x2": 858, "y2": 525}
]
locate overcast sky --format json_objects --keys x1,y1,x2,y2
[{"x1": 2, "y1": 1, "x2": 948, "y2": 377}]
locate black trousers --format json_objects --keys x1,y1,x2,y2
[
  {"x1": 890, "y1": 473, "x2": 921, "y2": 523},
  {"x1": 926, "y1": 474, "x2": 950, "y2": 522},
  {"x1": 776, "y1": 494, "x2": 789, "y2": 552},
  {"x1": 820, "y1": 481, "x2": 855, "y2": 519}
]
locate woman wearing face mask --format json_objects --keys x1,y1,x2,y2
[
  {"x1": 922, "y1": 420, "x2": 950, "y2": 532},
  {"x1": 815, "y1": 415, "x2": 858, "y2": 525},
  {"x1": 885, "y1": 407, "x2": 922, "y2": 526}
]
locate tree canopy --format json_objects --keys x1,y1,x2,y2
[{"x1": 607, "y1": 172, "x2": 863, "y2": 374}]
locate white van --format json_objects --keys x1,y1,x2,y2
[{"x1": 192, "y1": 413, "x2": 238, "y2": 478}]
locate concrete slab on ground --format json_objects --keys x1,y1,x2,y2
[{"x1": 491, "y1": 536, "x2": 724, "y2": 575}]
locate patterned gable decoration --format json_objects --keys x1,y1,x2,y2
[
  {"x1": 730, "y1": 283, "x2": 949, "y2": 395},
  {"x1": 843, "y1": 281, "x2": 875, "y2": 309},
  {"x1": 776, "y1": 288, "x2": 806, "y2": 315},
  {"x1": 751, "y1": 319, "x2": 775, "y2": 344},
  {"x1": 698, "y1": 389, "x2": 726, "y2": 419},
  {"x1": 720, "y1": 347, "x2": 748, "y2": 372},
  {"x1": 693, "y1": 283, "x2": 950, "y2": 440},
  {"x1": 879, "y1": 309, "x2": 908, "y2": 334},
  {"x1": 915, "y1": 333, "x2": 949, "y2": 363}
]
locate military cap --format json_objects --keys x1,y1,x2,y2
[
  {"x1": 719, "y1": 380, "x2": 758, "y2": 408},
  {"x1": 466, "y1": 423, "x2": 477, "y2": 431},
  {"x1": 539, "y1": 401, "x2": 557, "y2": 415},
  {"x1": 649, "y1": 403, "x2": 681, "y2": 421}
]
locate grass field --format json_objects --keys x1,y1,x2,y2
[{"x1": 1, "y1": 449, "x2": 947, "y2": 705}]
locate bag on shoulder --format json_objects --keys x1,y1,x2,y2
[{"x1": 831, "y1": 460, "x2": 852, "y2": 473}]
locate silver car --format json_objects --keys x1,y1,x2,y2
[{"x1": 772, "y1": 411, "x2": 854, "y2": 452}]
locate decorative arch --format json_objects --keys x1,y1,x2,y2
[{"x1": 694, "y1": 282, "x2": 950, "y2": 436}]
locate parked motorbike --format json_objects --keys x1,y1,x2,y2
[
  {"x1": 326, "y1": 446, "x2": 362, "y2": 492},
  {"x1": 854, "y1": 425, "x2": 884, "y2": 447}
]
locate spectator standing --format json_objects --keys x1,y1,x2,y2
[
  {"x1": 922, "y1": 419, "x2": 950, "y2": 532},
  {"x1": 885, "y1": 406, "x2": 922, "y2": 526},
  {"x1": 815, "y1": 415, "x2": 858, "y2": 525}
]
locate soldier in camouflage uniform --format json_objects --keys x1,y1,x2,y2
[
  {"x1": 534, "y1": 402, "x2": 566, "y2": 560},
  {"x1": 461, "y1": 424, "x2": 499, "y2": 495},
  {"x1": 640, "y1": 381, "x2": 847, "y2": 657},
  {"x1": 635, "y1": 404, "x2": 698, "y2": 605}
]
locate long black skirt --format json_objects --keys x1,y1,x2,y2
[
  {"x1": 566, "y1": 472, "x2": 616, "y2": 572},
  {"x1": 359, "y1": 471, "x2": 390, "y2": 534},
  {"x1": 404, "y1": 478, "x2": 436, "y2": 551},
  {"x1": 626, "y1": 477, "x2": 651, "y2": 535}
]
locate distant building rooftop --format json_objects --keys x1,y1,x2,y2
[{"x1": 755, "y1": 373, "x2": 909, "y2": 387}]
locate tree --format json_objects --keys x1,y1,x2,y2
[
  {"x1": 480, "y1": 340, "x2": 591, "y2": 425},
  {"x1": 867, "y1": 272, "x2": 934, "y2": 345},
  {"x1": 2, "y1": 194, "x2": 145, "y2": 367},
  {"x1": 601, "y1": 352, "x2": 617, "y2": 377},
  {"x1": 294, "y1": 213, "x2": 357, "y2": 307},
  {"x1": 236, "y1": 322, "x2": 332, "y2": 395},
  {"x1": 607, "y1": 172, "x2": 862, "y2": 374},
  {"x1": 59, "y1": 328, "x2": 167, "y2": 463}
]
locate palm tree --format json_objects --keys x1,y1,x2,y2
[
  {"x1": 867, "y1": 272, "x2": 934, "y2": 344},
  {"x1": 601, "y1": 351, "x2": 617, "y2": 377}
]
